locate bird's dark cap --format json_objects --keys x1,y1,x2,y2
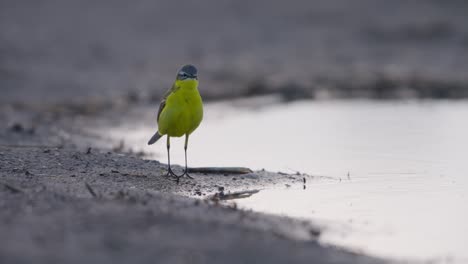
[{"x1": 179, "y1": 64, "x2": 198, "y2": 77}]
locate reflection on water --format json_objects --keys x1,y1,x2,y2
[{"x1": 104, "y1": 98, "x2": 468, "y2": 262}]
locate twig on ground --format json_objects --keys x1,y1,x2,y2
[
  {"x1": 188, "y1": 167, "x2": 253, "y2": 175},
  {"x1": 85, "y1": 182, "x2": 98, "y2": 198},
  {"x1": 208, "y1": 189, "x2": 260, "y2": 201}
]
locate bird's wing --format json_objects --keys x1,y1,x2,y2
[{"x1": 157, "y1": 83, "x2": 179, "y2": 122}]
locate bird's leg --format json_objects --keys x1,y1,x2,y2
[
  {"x1": 165, "y1": 136, "x2": 172, "y2": 176},
  {"x1": 182, "y1": 134, "x2": 193, "y2": 179},
  {"x1": 164, "y1": 136, "x2": 185, "y2": 183},
  {"x1": 165, "y1": 136, "x2": 178, "y2": 178}
]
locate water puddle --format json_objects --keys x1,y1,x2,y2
[{"x1": 91, "y1": 98, "x2": 468, "y2": 262}]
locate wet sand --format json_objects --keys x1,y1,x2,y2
[
  {"x1": 0, "y1": 100, "x2": 391, "y2": 263},
  {"x1": 0, "y1": 135, "x2": 385, "y2": 264}
]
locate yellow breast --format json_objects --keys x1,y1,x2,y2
[{"x1": 158, "y1": 79, "x2": 203, "y2": 137}]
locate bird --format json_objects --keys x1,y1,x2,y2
[{"x1": 148, "y1": 65, "x2": 203, "y2": 181}]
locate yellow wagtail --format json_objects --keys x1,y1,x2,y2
[{"x1": 148, "y1": 65, "x2": 203, "y2": 181}]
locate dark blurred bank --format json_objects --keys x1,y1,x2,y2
[{"x1": 1, "y1": 0, "x2": 468, "y2": 104}]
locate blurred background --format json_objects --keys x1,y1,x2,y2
[
  {"x1": 1, "y1": 0, "x2": 468, "y2": 104},
  {"x1": 1, "y1": 1, "x2": 468, "y2": 262}
]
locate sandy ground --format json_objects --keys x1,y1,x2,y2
[{"x1": 0, "y1": 127, "x2": 387, "y2": 263}]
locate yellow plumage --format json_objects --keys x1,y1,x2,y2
[
  {"x1": 148, "y1": 64, "x2": 203, "y2": 181},
  {"x1": 158, "y1": 78, "x2": 203, "y2": 137}
]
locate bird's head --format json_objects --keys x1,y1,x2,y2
[{"x1": 176, "y1": 64, "x2": 198, "y2": 81}]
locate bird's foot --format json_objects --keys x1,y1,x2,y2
[
  {"x1": 181, "y1": 171, "x2": 193, "y2": 179},
  {"x1": 165, "y1": 169, "x2": 179, "y2": 178},
  {"x1": 164, "y1": 169, "x2": 193, "y2": 183}
]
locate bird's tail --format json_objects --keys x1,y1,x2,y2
[{"x1": 148, "y1": 131, "x2": 163, "y2": 145}]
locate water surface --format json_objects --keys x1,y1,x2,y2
[{"x1": 105, "y1": 99, "x2": 468, "y2": 262}]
